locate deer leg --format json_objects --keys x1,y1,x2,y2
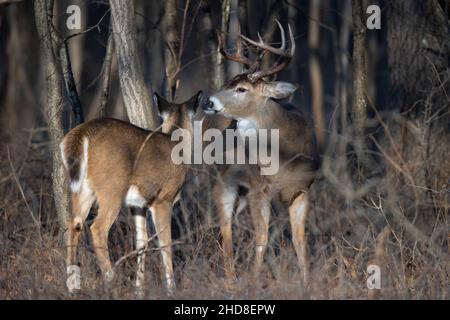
[
  {"x1": 90, "y1": 198, "x2": 121, "y2": 283},
  {"x1": 249, "y1": 192, "x2": 271, "y2": 274},
  {"x1": 66, "y1": 190, "x2": 95, "y2": 291},
  {"x1": 133, "y1": 208, "x2": 148, "y2": 297},
  {"x1": 288, "y1": 192, "x2": 310, "y2": 285},
  {"x1": 214, "y1": 182, "x2": 237, "y2": 280},
  {"x1": 151, "y1": 201, "x2": 175, "y2": 292},
  {"x1": 67, "y1": 191, "x2": 95, "y2": 266}
]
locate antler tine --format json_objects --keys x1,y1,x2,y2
[
  {"x1": 257, "y1": 32, "x2": 264, "y2": 43},
  {"x1": 245, "y1": 22, "x2": 296, "y2": 82},
  {"x1": 288, "y1": 24, "x2": 295, "y2": 56},
  {"x1": 219, "y1": 21, "x2": 296, "y2": 82},
  {"x1": 275, "y1": 19, "x2": 286, "y2": 52},
  {"x1": 243, "y1": 32, "x2": 266, "y2": 73},
  {"x1": 218, "y1": 31, "x2": 254, "y2": 68},
  {"x1": 239, "y1": 20, "x2": 292, "y2": 58}
]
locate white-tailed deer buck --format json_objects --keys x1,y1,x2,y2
[
  {"x1": 61, "y1": 91, "x2": 203, "y2": 294},
  {"x1": 203, "y1": 21, "x2": 318, "y2": 284}
]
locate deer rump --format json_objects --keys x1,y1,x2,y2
[{"x1": 60, "y1": 118, "x2": 187, "y2": 209}]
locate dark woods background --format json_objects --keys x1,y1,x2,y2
[{"x1": 0, "y1": 0, "x2": 449, "y2": 299}]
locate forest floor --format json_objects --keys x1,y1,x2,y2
[{"x1": 0, "y1": 129, "x2": 448, "y2": 300}]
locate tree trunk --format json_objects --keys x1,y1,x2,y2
[
  {"x1": 109, "y1": 0, "x2": 159, "y2": 130},
  {"x1": 337, "y1": 0, "x2": 352, "y2": 157},
  {"x1": 260, "y1": 1, "x2": 281, "y2": 72},
  {"x1": 99, "y1": 26, "x2": 114, "y2": 118},
  {"x1": 352, "y1": 0, "x2": 368, "y2": 168},
  {"x1": 384, "y1": 0, "x2": 450, "y2": 219},
  {"x1": 58, "y1": 40, "x2": 84, "y2": 125},
  {"x1": 34, "y1": 0, "x2": 70, "y2": 234},
  {"x1": 238, "y1": 0, "x2": 249, "y2": 39},
  {"x1": 387, "y1": 0, "x2": 449, "y2": 116},
  {"x1": 164, "y1": 0, "x2": 180, "y2": 100},
  {"x1": 3, "y1": 3, "x2": 43, "y2": 142},
  {"x1": 214, "y1": 0, "x2": 231, "y2": 90},
  {"x1": 308, "y1": 0, "x2": 325, "y2": 151},
  {"x1": 199, "y1": 0, "x2": 231, "y2": 91},
  {"x1": 200, "y1": 1, "x2": 218, "y2": 92},
  {"x1": 69, "y1": 0, "x2": 86, "y2": 88}
]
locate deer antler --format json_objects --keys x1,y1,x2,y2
[
  {"x1": 218, "y1": 31, "x2": 255, "y2": 70},
  {"x1": 219, "y1": 20, "x2": 295, "y2": 83},
  {"x1": 240, "y1": 20, "x2": 295, "y2": 82}
]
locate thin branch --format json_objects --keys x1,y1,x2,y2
[
  {"x1": 7, "y1": 146, "x2": 41, "y2": 234},
  {"x1": 64, "y1": 8, "x2": 110, "y2": 43},
  {"x1": 99, "y1": 22, "x2": 114, "y2": 117}
]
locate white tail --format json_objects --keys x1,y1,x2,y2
[{"x1": 61, "y1": 92, "x2": 202, "y2": 295}]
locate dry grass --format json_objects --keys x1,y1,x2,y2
[{"x1": 0, "y1": 114, "x2": 448, "y2": 300}]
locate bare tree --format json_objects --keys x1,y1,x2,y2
[
  {"x1": 34, "y1": 0, "x2": 69, "y2": 234},
  {"x1": 163, "y1": 0, "x2": 181, "y2": 100},
  {"x1": 55, "y1": 37, "x2": 84, "y2": 125},
  {"x1": 198, "y1": 0, "x2": 231, "y2": 92},
  {"x1": 2, "y1": 3, "x2": 43, "y2": 139},
  {"x1": 384, "y1": 0, "x2": 450, "y2": 216},
  {"x1": 336, "y1": 0, "x2": 352, "y2": 157},
  {"x1": 215, "y1": 0, "x2": 231, "y2": 90},
  {"x1": 352, "y1": 0, "x2": 368, "y2": 169},
  {"x1": 387, "y1": 0, "x2": 449, "y2": 116},
  {"x1": 260, "y1": 1, "x2": 281, "y2": 71},
  {"x1": 99, "y1": 26, "x2": 114, "y2": 118},
  {"x1": 238, "y1": 0, "x2": 249, "y2": 39},
  {"x1": 200, "y1": 1, "x2": 218, "y2": 92},
  {"x1": 308, "y1": 0, "x2": 325, "y2": 150},
  {"x1": 109, "y1": 0, "x2": 159, "y2": 130}
]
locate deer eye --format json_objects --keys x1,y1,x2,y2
[{"x1": 236, "y1": 87, "x2": 248, "y2": 93}]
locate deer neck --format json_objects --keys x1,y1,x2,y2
[
  {"x1": 240, "y1": 99, "x2": 282, "y2": 129},
  {"x1": 162, "y1": 110, "x2": 194, "y2": 135}
]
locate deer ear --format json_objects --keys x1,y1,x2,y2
[
  {"x1": 262, "y1": 82, "x2": 298, "y2": 100},
  {"x1": 188, "y1": 90, "x2": 203, "y2": 112},
  {"x1": 153, "y1": 92, "x2": 161, "y2": 110},
  {"x1": 153, "y1": 92, "x2": 172, "y2": 113}
]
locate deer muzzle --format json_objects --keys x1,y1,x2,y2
[{"x1": 202, "y1": 96, "x2": 223, "y2": 115}]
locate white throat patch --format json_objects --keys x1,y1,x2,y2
[
  {"x1": 237, "y1": 118, "x2": 258, "y2": 130},
  {"x1": 209, "y1": 96, "x2": 224, "y2": 112}
]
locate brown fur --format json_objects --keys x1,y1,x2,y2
[
  {"x1": 61, "y1": 92, "x2": 201, "y2": 293},
  {"x1": 206, "y1": 78, "x2": 318, "y2": 284}
]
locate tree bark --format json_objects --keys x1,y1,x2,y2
[
  {"x1": 308, "y1": 0, "x2": 325, "y2": 151},
  {"x1": 3, "y1": 3, "x2": 43, "y2": 141},
  {"x1": 387, "y1": 0, "x2": 449, "y2": 116},
  {"x1": 260, "y1": 1, "x2": 281, "y2": 72},
  {"x1": 34, "y1": 0, "x2": 69, "y2": 234},
  {"x1": 109, "y1": 0, "x2": 158, "y2": 130},
  {"x1": 214, "y1": 0, "x2": 231, "y2": 90},
  {"x1": 163, "y1": 0, "x2": 180, "y2": 100},
  {"x1": 337, "y1": 0, "x2": 352, "y2": 156},
  {"x1": 238, "y1": 0, "x2": 249, "y2": 40},
  {"x1": 200, "y1": 1, "x2": 218, "y2": 92},
  {"x1": 199, "y1": 0, "x2": 231, "y2": 91},
  {"x1": 352, "y1": 0, "x2": 368, "y2": 167},
  {"x1": 99, "y1": 26, "x2": 114, "y2": 118},
  {"x1": 58, "y1": 40, "x2": 84, "y2": 125}
]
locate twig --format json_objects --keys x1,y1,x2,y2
[
  {"x1": 99, "y1": 22, "x2": 114, "y2": 117},
  {"x1": 178, "y1": 0, "x2": 191, "y2": 63},
  {"x1": 64, "y1": 9, "x2": 110, "y2": 43},
  {"x1": 6, "y1": 146, "x2": 41, "y2": 236},
  {"x1": 113, "y1": 224, "x2": 185, "y2": 270}
]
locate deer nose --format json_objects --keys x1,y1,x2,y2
[
  {"x1": 202, "y1": 97, "x2": 215, "y2": 112},
  {"x1": 202, "y1": 96, "x2": 223, "y2": 115}
]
